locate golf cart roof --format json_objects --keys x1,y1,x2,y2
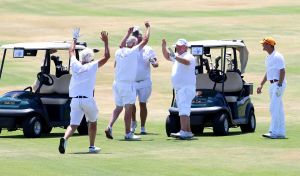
[
  {"x1": 0, "y1": 41, "x2": 86, "y2": 50},
  {"x1": 188, "y1": 40, "x2": 249, "y2": 73},
  {"x1": 188, "y1": 40, "x2": 246, "y2": 48}
]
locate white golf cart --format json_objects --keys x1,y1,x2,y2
[
  {"x1": 0, "y1": 41, "x2": 91, "y2": 137},
  {"x1": 166, "y1": 40, "x2": 256, "y2": 136}
]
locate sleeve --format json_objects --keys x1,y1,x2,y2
[
  {"x1": 90, "y1": 61, "x2": 99, "y2": 73},
  {"x1": 276, "y1": 54, "x2": 285, "y2": 69},
  {"x1": 145, "y1": 47, "x2": 157, "y2": 60},
  {"x1": 189, "y1": 54, "x2": 196, "y2": 65},
  {"x1": 70, "y1": 55, "x2": 88, "y2": 74}
]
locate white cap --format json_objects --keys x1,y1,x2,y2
[
  {"x1": 79, "y1": 48, "x2": 94, "y2": 63},
  {"x1": 176, "y1": 38, "x2": 188, "y2": 46}
]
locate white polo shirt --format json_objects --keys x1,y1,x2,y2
[
  {"x1": 69, "y1": 55, "x2": 98, "y2": 98},
  {"x1": 265, "y1": 50, "x2": 286, "y2": 83},
  {"x1": 135, "y1": 46, "x2": 156, "y2": 82},
  {"x1": 171, "y1": 52, "x2": 196, "y2": 89},
  {"x1": 115, "y1": 45, "x2": 140, "y2": 82}
]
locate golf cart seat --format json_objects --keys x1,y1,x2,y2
[
  {"x1": 32, "y1": 74, "x2": 57, "y2": 94},
  {"x1": 55, "y1": 74, "x2": 71, "y2": 94},
  {"x1": 32, "y1": 74, "x2": 71, "y2": 105},
  {"x1": 196, "y1": 72, "x2": 243, "y2": 102}
]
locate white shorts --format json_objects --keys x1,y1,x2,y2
[
  {"x1": 70, "y1": 98, "x2": 99, "y2": 125},
  {"x1": 175, "y1": 86, "x2": 196, "y2": 116},
  {"x1": 113, "y1": 81, "x2": 136, "y2": 106},
  {"x1": 136, "y1": 86, "x2": 152, "y2": 103},
  {"x1": 135, "y1": 79, "x2": 152, "y2": 103}
]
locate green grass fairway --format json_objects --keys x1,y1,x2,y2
[
  {"x1": 0, "y1": 0, "x2": 300, "y2": 176},
  {"x1": 1, "y1": 121, "x2": 300, "y2": 176}
]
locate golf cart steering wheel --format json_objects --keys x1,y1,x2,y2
[
  {"x1": 24, "y1": 86, "x2": 33, "y2": 92},
  {"x1": 37, "y1": 72, "x2": 54, "y2": 86},
  {"x1": 208, "y1": 69, "x2": 227, "y2": 83}
]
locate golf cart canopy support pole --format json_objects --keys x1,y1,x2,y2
[
  {"x1": 0, "y1": 49, "x2": 7, "y2": 79},
  {"x1": 222, "y1": 46, "x2": 227, "y2": 93}
]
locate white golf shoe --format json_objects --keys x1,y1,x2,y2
[
  {"x1": 125, "y1": 132, "x2": 141, "y2": 141},
  {"x1": 170, "y1": 130, "x2": 194, "y2": 140},
  {"x1": 89, "y1": 146, "x2": 101, "y2": 153}
]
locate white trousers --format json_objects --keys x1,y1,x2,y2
[{"x1": 269, "y1": 83, "x2": 286, "y2": 136}]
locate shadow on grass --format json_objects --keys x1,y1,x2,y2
[
  {"x1": 0, "y1": 132, "x2": 81, "y2": 139},
  {"x1": 197, "y1": 131, "x2": 245, "y2": 137},
  {"x1": 166, "y1": 137, "x2": 199, "y2": 141},
  {"x1": 70, "y1": 152, "x2": 113, "y2": 155},
  {"x1": 136, "y1": 132, "x2": 160, "y2": 135},
  {"x1": 117, "y1": 139, "x2": 155, "y2": 142}
]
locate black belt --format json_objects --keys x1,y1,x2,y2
[
  {"x1": 270, "y1": 79, "x2": 278, "y2": 84},
  {"x1": 73, "y1": 96, "x2": 88, "y2": 98}
]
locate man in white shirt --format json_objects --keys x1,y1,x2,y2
[
  {"x1": 257, "y1": 37, "x2": 287, "y2": 139},
  {"x1": 161, "y1": 38, "x2": 196, "y2": 139},
  {"x1": 130, "y1": 26, "x2": 159, "y2": 134},
  {"x1": 105, "y1": 22, "x2": 151, "y2": 140},
  {"x1": 59, "y1": 31, "x2": 110, "y2": 154}
]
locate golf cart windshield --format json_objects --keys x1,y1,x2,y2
[{"x1": 189, "y1": 40, "x2": 249, "y2": 74}]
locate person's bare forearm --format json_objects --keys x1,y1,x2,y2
[
  {"x1": 98, "y1": 31, "x2": 110, "y2": 67},
  {"x1": 278, "y1": 68, "x2": 285, "y2": 85},
  {"x1": 162, "y1": 39, "x2": 171, "y2": 61},
  {"x1": 139, "y1": 21, "x2": 150, "y2": 50},
  {"x1": 161, "y1": 42, "x2": 189, "y2": 65},
  {"x1": 69, "y1": 39, "x2": 76, "y2": 57},
  {"x1": 104, "y1": 41, "x2": 110, "y2": 59},
  {"x1": 260, "y1": 73, "x2": 267, "y2": 87},
  {"x1": 174, "y1": 56, "x2": 190, "y2": 65},
  {"x1": 98, "y1": 42, "x2": 110, "y2": 67},
  {"x1": 120, "y1": 28, "x2": 133, "y2": 48},
  {"x1": 162, "y1": 47, "x2": 170, "y2": 61}
]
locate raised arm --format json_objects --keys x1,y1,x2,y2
[
  {"x1": 138, "y1": 21, "x2": 150, "y2": 50},
  {"x1": 69, "y1": 39, "x2": 76, "y2": 57},
  {"x1": 175, "y1": 55, "x2": 190, "y2": 65},
  {"x1": 161, "y1": 39, "x2": 190, "y2": 65},
  {"x1": 161, "y1": 39, "x2": 171, "y2": 61},
  {"x1": 69, "y1": 28, "x2": 86, "y2": 73},
  {"x1": 69, "y1": 27, "x2": 80, "y2": 58},
  {"x1": 119, "y1": 27, "x2": 134, "y2": 48},
  {"x1": 98, "y1": 31, "x2": 111, "y2": 68}
]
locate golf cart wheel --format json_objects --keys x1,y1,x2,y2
[
  {"x1": 23, "y1": 116, "x2": 42, "y2": 138},
  {"x1": 77, "y1": 116, "x2": 88, "y2": 135},
  {"x1": 213, "y1": 113, "x2": 229, "y2": 136},
  {"x1": 165, "y1": 115, "x2": 180, "y2": 137},
  {"x1": 191, "y1": 125, "x2": 204, "y2": 135},
  {"x1": 240, "y1": 109, "x2": 256, "y2": 133}
]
